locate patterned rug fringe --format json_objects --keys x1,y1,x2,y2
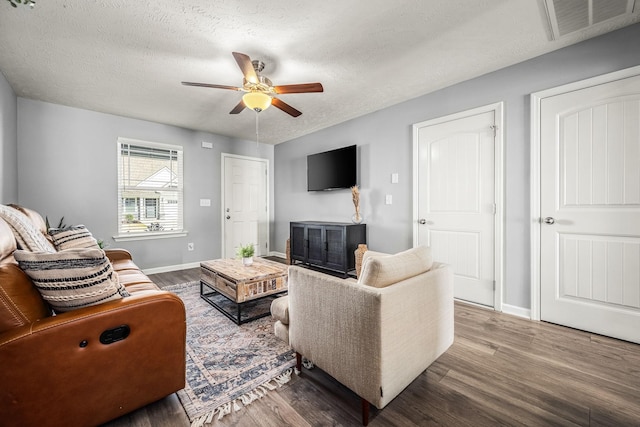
[{"x1": 190, "y1": 368, "x2": 293, "y2": 427}]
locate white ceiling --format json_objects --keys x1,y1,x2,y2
[{"x1": 1, "y1": 0, "x2": 639, "y2": 144}]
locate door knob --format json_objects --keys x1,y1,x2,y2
[
  {"x1": 543, "y1": 217, "x2": 555, "y2": 224},
  {"x1": 419, "y1": 219, "x2": 427, "y2": 225},
  {"x1": 226, "y1": 215, "x2": 231, "y2": 220}
]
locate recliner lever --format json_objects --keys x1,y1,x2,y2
[{"x1": 100, "y1": 325, "x2": 130, "y2": 345}]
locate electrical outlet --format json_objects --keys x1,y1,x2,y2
[
  {"x1": 385, "y1": 195, "x2": 393, "y2": 205},
  {"x1": 187, "y1": 242, "x2": 194, "y2": 251}
]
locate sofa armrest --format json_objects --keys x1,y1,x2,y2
[
  {"x1": 105, "y1": 248, "x2": 133, "y2": 262},
  {"x1": 288, "y1": 263, "x2": 453, "y2": 409},
  {"x1": 0, "y1": 290, "x2": 186, "y2": 426}
]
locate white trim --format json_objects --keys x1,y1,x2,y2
[
  {"x1": 501, "y1": 304, "x2": 532, "y2": 320},
  {"x1": 142, "y1": 261, "x2": 201, "y2": 275},
  {"x1": 412, "y1": 102, "x2": 505, "y2": 311},
  {"x1": 269, "y1": 251, "x2": 287, "y2": 259},
  {"x1": 113, "y1": 230, "x2": 188, "y2": 242},
  {"x1": 529, "y1": 65, "x2": 640, "y2": 322},
  {"x1": 116, "y1": 136, "x2": 183, "y2": 152},
  {"x1": 530, "y1": 91, "x2": 542, "y2": 321},
  {"x1": 221, "y1": 153, "x2": 270, "y2": 259}
]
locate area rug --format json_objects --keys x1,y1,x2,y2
[{"x1": 165, "y1": 281, "x2": 295, "y2": 426}]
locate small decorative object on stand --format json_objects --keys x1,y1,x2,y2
[
  {"x1": 236, "y1": 243, "x2": 255, "y2": 266},
  {"x1": 351, "y1": 185, "x2": 363, "y2": 224}
]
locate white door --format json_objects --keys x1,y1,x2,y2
[
  {"x1": 539, "y1": 72, "x2": 640, "y2": 343},
  {"x1": 222, "y1": 155, "x2": 269, "y2": 258},
  {"x1": 415, "y1": 109, "x2": 497, "y2": 307}
]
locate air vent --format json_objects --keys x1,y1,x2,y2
[{"x1": 544, "y1": 0, "x2": 636, "y2": 39}]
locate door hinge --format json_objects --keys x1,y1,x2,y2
[
  {"x1": 493, "y1": 280, "x2": 496, "y2": 291},
  {"x1": 492, "y1": 203, "x2": 497, "y2": 215}
]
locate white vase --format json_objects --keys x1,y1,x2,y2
[{"x1": 242, "y1": 257, "x2": 253, "y2": 266}]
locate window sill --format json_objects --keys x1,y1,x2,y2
[{"x1": 112, "y1": 230, "x2": 188, "y2": 242}]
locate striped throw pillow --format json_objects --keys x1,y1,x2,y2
[
  {"x1": 0, "y1": 204, "x2": 56, "y2": 253},
  {"x1": 49, "y1": 225, "x2": 100, "y2": 250},
  {"x1": 14, "y1": 248, "x2": 130, "y2": 313}
]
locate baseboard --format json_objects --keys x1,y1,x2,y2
[
  {"x1": 269, "y1": 251, "x2": 287, "y2": 259},
  {"x1": 501, "y1": 303, "x2": 531, "y2": 319},
  {"x1": 455, "y1": 299, "x2": 532, "y2": 320},
  {"x1": 142, "y1": 262, "x2": 201, "y2": 275}
]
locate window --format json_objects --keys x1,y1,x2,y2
[
  {"x1": 145, "y1": 198, "x2": 159, "y2": 219},
  {"x1": 116, "y1": 138, "x2": 184, "y2": 238}
]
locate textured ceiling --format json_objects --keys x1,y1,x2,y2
[{"x1": 1, "y1": 0, "x2": 639, "y2": 144}]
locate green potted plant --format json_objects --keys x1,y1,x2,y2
[{"x1": 236, "y1": 243, "x2": 255, "y2": 266}]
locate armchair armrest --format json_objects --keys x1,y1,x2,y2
[
  {"x1": 0, "y1": 290, "x2": 186, "y2": 426},
  {"x1": 288, "y1": 263, "x2": 453, "y2": 409},
  {"x1": 105, "y1": 248, "x2": 133, "y2": 262}
]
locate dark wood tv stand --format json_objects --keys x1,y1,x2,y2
[{"x1": 290, "y1": 221, "x2": 366, "y2": 277}]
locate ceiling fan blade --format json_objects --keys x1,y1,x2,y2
[
  {"x1": 272, "y1": 97, "x2": 302, "y2": 117},
  {"x1": 230, "y1": 100, "x2": 246, "y2": 114},
  {"x1": 181, "y1": 82, "x2": 242, "y2": 91},
  {"x1": 273, "y1": 83, "x2": 324, "y2": 94},
  {"x1": 232, "y1": 52, "x2": 259, "y2": 84}
]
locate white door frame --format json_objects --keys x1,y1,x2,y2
[
  {"x1": 412, "y1": 102, "x2": 505, "y2": 311},
  {"x1": 529, "y1": 65, "x2": 640, "y2": 321},
  {"x1": 221, "y1": 153, "x2": 270, "y2": 258}
]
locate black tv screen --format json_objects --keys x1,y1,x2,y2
[{"x1": 307, "y1": 145, "x2": 357, "y2": 191}]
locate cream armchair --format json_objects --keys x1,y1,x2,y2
[{"x1": 275, "y1": 245, "x2": 454, "y2": 425}]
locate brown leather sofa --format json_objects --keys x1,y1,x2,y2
[{"x1": 0, "y1": 206, "x2": 186, "y2": 427}]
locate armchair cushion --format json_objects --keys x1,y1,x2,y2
[
  {"x1": 0, "y1": 204, "x2": 55, "y2": 253},
  {"x1": 358, "y1": 245, "x2": 433, "y2": 288},
  {"x1": 49, "y1": 224, "x2": 100, "y2": 250},
  {"x1": 14, "y1": 248, "x2": 130, "y2": 313}
]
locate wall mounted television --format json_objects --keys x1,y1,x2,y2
[{"x1": 307, "y1": 145, "x2": 357, "y2": 191}]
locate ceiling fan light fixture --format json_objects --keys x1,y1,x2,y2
[{"x1": 242, "y1": 91, "x2": 272, "y2": 113}]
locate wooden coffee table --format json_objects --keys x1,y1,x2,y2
[{"x1": 200, "y1": 257, "x2": 288, "y2": 324}]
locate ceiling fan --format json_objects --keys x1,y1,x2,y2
[{"x1": 181, "y1": 52, "x2": 323, "y2": 117}]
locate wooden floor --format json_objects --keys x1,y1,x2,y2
[{"x1": 104, "y1": 267, "x2": 640, "y2": 427}]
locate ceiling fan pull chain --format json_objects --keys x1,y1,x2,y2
[{"x1": 255, "y1": 112, "x2": 260, "y2": 148}]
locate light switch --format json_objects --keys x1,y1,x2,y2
[
  {"x1": 201, "y1": 141, "x2": 213, "y2": 149},
  {"x1": 200, "y1": 199, "x2": 211, "y2": 207},
  {"x1": 391, "y1": 173, "x2": 399, "y2": 184},
  {"x1": 385, "y1": 195, "x2": 393, "y2": 205}
]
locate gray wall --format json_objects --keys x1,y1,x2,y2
[
  {"x1": 17, "y1": 99, "x2": 274, "y2": 270},
  {"x1": 0, "y1": 71, "x2": 18, "y2": 203},
  {"x1": 274, "y1": 23, "x2": 640, "y2": 310}
]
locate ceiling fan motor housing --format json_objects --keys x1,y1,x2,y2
[{"x1": 243, "y1": 75, "x2": 274, "y2": 94}]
